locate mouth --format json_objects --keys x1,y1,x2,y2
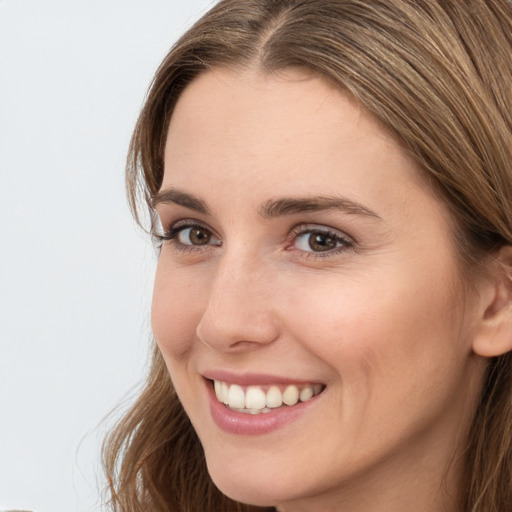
[{"x1": 210, "y1": 379, "x2": 325, "y2": 415}]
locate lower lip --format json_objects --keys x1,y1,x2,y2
[{"x1": 205, "y1": 379, "x2": 323, "y2": 435}]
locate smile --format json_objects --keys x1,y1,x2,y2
[{"x1": 213, "y1": 380, "x2": 324, "y2": 414}]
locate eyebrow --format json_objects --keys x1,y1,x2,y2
[
  {"x1": 152, "y1": 188, "x2": 210, "y2": 214},
  {"x1": 152, "y1": 187, "x2": 381, "y2": 220},
  {"x1": 259, "y1": 196, "x2": 381, "y2": 220}
]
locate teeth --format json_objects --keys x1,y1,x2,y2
[
  {"x1": 299, "y1": 386, "x2": 314, "y2": 402},
  {"x1": 213, "y1": 380, "x2": 324, "y2": 413},
  {"x1": 266, "y1": 385, "x2": 283, "y2": 408},
  {"x1": 245, "y1": 386, "x2": 267, "y2": 409},
  {"x1": 221, "y1": 381, "x2": 229, "y2": 405},
  {"x1": 231, "y1": 407, "x2": 271, "y2": 414},
  {"x1": 282, "y1": 385, "x2": 299, "y2": 406},
  {"x1": 214, "y1": 379, "x2": 222, "y2": 398},
  {"x1": 228, "y1": 384, "x2": 245, "y2": 409}
]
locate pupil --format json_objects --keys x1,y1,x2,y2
[
  {"x1": 309, "y1": 232, "x2": 336, "y2": 251},
  {"x1": 190, "y1": 228, "x2": 210, "y2": 245}
]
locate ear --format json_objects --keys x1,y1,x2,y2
[{"x1": 472, "y1": 246, "x2": 512, "y2": 358}]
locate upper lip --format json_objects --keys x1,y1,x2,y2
[{"x1": 201, "y1": 370, "x2": 325, "y2": 387}]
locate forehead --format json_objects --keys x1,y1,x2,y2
[
  {"x1": 168, "y1": 67, "x2": 384, "y2": 153},
  {"x1": 163, "y1": 67, "x2": 425, "y2": 193}
]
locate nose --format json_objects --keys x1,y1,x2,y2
[{"x1": 196, "y1": 251, "x2": 280, "y2": 352}]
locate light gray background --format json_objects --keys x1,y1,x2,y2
[{"x1": 0, "y1": 1, "x2": 213, "y2": 510}]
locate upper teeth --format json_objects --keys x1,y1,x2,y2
[{"x1": 213, "y1": 380, "x2": 323, "y2": 412}]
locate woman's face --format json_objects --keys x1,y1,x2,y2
[{"x1": 152, "y1": 68, "x2": 486, "y2": 511}]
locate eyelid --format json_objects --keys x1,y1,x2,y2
[
  {"x1": 159, "y1": 218, "x2": 213, "y2": 239},
  {"x1": 287, "y1": 223, "x2": 355, "y2": 257},
  {"x1": 158, "y1": 218, "x2": 221, "y2": 254},
  {"x1": 289, "y1": 223, "x2": 354, "y2": 241}
]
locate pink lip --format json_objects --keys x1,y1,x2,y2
[
  {"x1": 203, "y1": 377, "x2": 324, "y2": 436},
  {"x1": 202, "y1": 369, "x2": 323, "y2": 387}
]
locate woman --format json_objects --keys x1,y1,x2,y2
[{"x1": 103, "y1": 1, "x2": 512, "y2": 511}]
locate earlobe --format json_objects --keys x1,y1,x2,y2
[{"x1": 472, "y1": 246, "x2": 512, "y2": 358}]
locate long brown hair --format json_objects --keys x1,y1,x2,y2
[{"x1": 103, "y1": 1, "x2": 512, "y2": 511}]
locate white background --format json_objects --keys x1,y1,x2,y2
[{"x1": 0, "y1": 1, "x2": 213, "y2": 510}]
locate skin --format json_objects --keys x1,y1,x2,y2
[{"x1": 152, "y1": 67, "x2": 489, "y2": 512}]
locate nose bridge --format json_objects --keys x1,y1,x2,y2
[{"x1": 196, "y1": 246, "x2": 279, "y2": 350}]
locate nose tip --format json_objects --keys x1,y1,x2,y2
[
  {"x1": 196, "y1": 308, "x2": 280, "y2": 352},
  {"x1": 195, "y1": 262, "x2": 280, "y2": 352}
]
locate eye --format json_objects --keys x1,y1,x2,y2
[
  {"x1": 160, "y1": 221, "x2": 221, "y2": 251},
  {"x1": 177, "y1": 226, "x2": 214, "y2": 246},
  {"x1": 291, "y1": 225, "x2": 353, "y2": 255}
]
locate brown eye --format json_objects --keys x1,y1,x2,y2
[
  {"x1": 293, "y1": 227, "x2": 351, "y2": 255},
  {"x1": 178, "y1": 226, "x2": 212, "y2": 245},
  {"x1": 308, "y1": 232, "x2": 337, "y2": 251}
]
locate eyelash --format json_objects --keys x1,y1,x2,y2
[
  {"x1": 287, "y1": 224, "x2": 354, "y2": 258},
  {"x1": 157, "y1": 220, "x2": 219, "y2": 254},
  {"x1": 158, "y1": 220, "x2": 354, "y2": 259}
]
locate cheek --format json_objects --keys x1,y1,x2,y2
[
  {"x1": 284, "y1": 264, "x2": 469, "y2": 405},
  {"x1": 151, "y1": 261, "x2": 205, "y2": 362},
  {"x1": 284, "y1": 281, "x2": 475, "y2": 474}
]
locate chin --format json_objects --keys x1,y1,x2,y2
[{"x1": 205, "y1": 454, "x2": 298, "y2": 508}]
